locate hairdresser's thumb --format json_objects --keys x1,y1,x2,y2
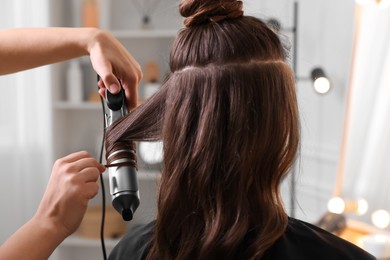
[{"x1": 103, "y1": 75, "x2": 121, "y2": 94}]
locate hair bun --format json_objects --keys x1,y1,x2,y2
[{"x1": 179, "y1": 0, "x2": 244, "y2": 27}]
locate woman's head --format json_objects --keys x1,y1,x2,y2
[
  {"x1": 172, "y1": 0, "x2": 285, "y2": 70},
  {"x1": 105, "y1": 0, "x2": 299, "y2": 259}
]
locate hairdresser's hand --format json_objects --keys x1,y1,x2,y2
[
  {"x1": 34, "y1": 151, "x2": 105, "y2": 238},
  {"x1": 0, "y1": 27, "x2": 141, "y2": 110},
  {"x1": 0, "y1": 151, "x2": 105, "y2": 259},
  {"x1": 90, "y1": 30, "x2": 143, "y2": 111}
]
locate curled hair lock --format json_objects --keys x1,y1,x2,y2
[{"x1": 180, "y1": 0, "x2": 244, "y2": 27}]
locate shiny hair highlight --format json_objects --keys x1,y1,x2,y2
[{"x1": 105, "y1": 3, "x2": 299, "y2": 259}]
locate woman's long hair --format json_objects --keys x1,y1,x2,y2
[{"x1": 105, "y1": 0, "x2": 299, "y2": 259}]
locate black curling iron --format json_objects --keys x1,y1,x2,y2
[{"x1": 104, "y1": 87, "x2": 140, "y2": 221}]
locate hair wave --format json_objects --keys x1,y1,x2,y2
[{"x1": 106, "y1": 13, "x2": 299, "y2": 260}]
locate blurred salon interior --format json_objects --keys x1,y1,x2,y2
[{"x1": 1, "y1": 0, "x2": 390, "y2": 259}]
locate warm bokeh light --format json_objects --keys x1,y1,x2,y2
[
  {"x1": 328, "y1": 197, "x2": 346, "y2": 214},
  {"x1": 328, "y1": 197, "x2": 368, "y2": 216},
  {"x1": 357, "y1": 199, "x2": 369, "y2": 216},
  {"x1": 372, "y1": 210, "x2": 390, "y2": 229}
]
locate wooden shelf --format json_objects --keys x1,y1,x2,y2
[
  {"x1": 61, "y1": 235, "x2": 120, "y2": 248},
  {"x1": 54, "y1": 101, "x2": 102, "y2": 110}
]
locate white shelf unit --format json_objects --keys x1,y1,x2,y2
[
  {"x1": 51, "y1": 29, "x2": 177, "y2": 160},
  {"x1": 54, "y1": 101, "x2": 102, "y2": 110},
  {"x1": 50, "y1": 1, "x2": 180, "y2": 159},
  {"x1": 110, "y1": 29, "x2": 178, "y2": 39},
  {"x1": 49, "y1": 1, "x2": 180, "y2": 259}
]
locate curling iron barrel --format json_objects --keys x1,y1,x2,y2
[{"x1": 105, "y1": 88, "x2": 140, "y2": 221}]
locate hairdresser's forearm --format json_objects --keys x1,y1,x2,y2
[
  {"x1": 0, "y1": 27, "x2": 99, "y2": 75},
  {"x1": 0, "y1": 217, "x2": 67, "y2": 260}
]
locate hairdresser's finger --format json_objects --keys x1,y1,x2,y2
[
  {"x1": 59, "y1": 151, "x2": 92, "y2": 164},
  {"x1": 98, "y1": 79, "x2": 105, "y2": 92},
  {"x1": 122, "y1": 81, "x2": 139, "y2": 111},
  {"x1": 98, "y1": 80, "x2": 106, "y2": 97},
  {"x1": 72, "y1": 157, "x2": 106, "y2": 173},
  {"x1": 98, "y1": 79, "x2": 105, "y2": 89},
  {"x1": 78, "y1": 167, "x2": 102, "y2": 183},
  {"x1": 100, "y1": 78, "x2": 140, "y2": 110},
  {"x1": 120, "y1": 63, "x2": 142, "y2": 110},
  {"x1": 100, "y1": 72, "x2": 121, "y2": 94},
  {"x1": 56, "y1": 152, "x2": 105, "y2": 174},
  {"x1": 97, "y1": 71, "x2": 141, "y2": 111},
  {"x1": 83, "y1": 182, "x2": 100, "y2": 199}
]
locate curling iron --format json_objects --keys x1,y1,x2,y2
[{"x1": 104, "y1": 87, "x2": 140, "y2": 221}]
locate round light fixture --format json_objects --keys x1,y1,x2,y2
[
  {"x1": 356, "y1": 199, "x2": 369, "y2": 216},
  {"x1": 311, "y1": 68, "x2": 331, "y2": 94},
  {"x1": 313, "y1": 77, "x2": 331, "y2": 94},
  {"x1": 328, "y1": 197, "x2": 346, "y2": 214},
  {"x1": 372, "y1": 209, "x2": 390, "y2": 229}
]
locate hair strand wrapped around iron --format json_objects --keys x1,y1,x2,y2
[{"x1": 105, "y1": 141, "x2": 138, "y2": 170}]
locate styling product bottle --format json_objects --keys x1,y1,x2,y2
[
  {"x1": 82, "y1": 0, "x2": 99, "y2": 27},
  {"x1": 67, "y1": 60, "x2": 83, "y2": 103}
]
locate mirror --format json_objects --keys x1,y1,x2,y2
[
  {"x1": 256, "y1": 0, "x2": 356, "y2": 223},
  {"x1": 258, "y1": 0, "x2": 390, "y2": 233},
  {"x1": 337, "y1": 5, "x2": 390, "y2": 229}
]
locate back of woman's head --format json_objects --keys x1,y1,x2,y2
[{"x1": 105, "y1": 0, "x2": 299, "y2": 259}]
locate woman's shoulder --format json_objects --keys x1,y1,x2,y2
[
  {"x1": 108, "y1": 221, "x2": 155, "y2": 260},
  {"x1": 263, "y1": 217, "x2": 376, "y2": 260}
]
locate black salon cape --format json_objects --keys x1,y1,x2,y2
[{"x1": 108, "y1": 218, "x2": 375, "y2": 260}]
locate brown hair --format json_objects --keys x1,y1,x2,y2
[{"x1": 105, "y1": 0, "x2": 299, "y2": 259}]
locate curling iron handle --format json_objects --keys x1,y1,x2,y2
[{"x1": 106, "y1": 88, "x2": 124, "y2": 111}]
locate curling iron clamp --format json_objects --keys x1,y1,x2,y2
[{"x1": 104, "y1": 87, "x2": 140, "y2": 221}]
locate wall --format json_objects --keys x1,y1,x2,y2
[
  {"x1": 257, "y1": 0, "x2": 356, "y2": 222},
  {"x1": 0, "y1": 0, "x2": 52, "y2": 244}
]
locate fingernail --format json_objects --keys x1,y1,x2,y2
[{"x1": 109, "y1": 83, "x2": 119, "y2": 93}]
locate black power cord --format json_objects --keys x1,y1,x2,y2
[{"x1": 98, "y1": 76, "x2": 108, "y2": 260}]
